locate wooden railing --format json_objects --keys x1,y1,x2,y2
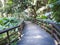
[
  {"x1": 36, "y1": 19, "x2": 60, "y2": 45},
  {"x1": 0, "y1": 20, "x2": 24, "y2": 45}
]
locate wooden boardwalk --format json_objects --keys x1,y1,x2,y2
[{"x1": 17, "y1": 21, "x2": 55, "y2": 45}]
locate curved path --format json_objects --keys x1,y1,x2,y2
[{"x1": 17, "y1": 21, "x2": 55, "y2": 45}]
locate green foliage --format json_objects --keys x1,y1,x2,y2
[
  {"x1": 52, "y1": 0, "x2": 60, "y2": 22},
  {"x1": 36, "y1": 15, "x2": 47, "y2": 19},
  {"x1": 48, "y1": 0, "x2": 58, "y2": 4},
  {"x1": 7, "y1": 0, "x2": 13, "y2": 6},
  {"x1": 0, "y1": 17, "x2": 19, "y2": 30},
  {"x1": 4, "y1": 0, "x2": 32, "y2": 14}
]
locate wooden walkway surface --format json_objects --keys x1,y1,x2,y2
[{"x1": 17, "y1": 21, "x2": 55, "y2": 45}]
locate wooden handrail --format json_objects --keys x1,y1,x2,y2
[
  {"x1": 36, "y1": 19, "x2": 60, "y2": 45},
  {"x1": 0, "y1": 25, "x2": 20, "y2": 34},
  {"x1": 0, "y1": 20, "x2": 24, "y2": 34},
  {"x1": 0, "y1": 20, "x2": 24, "y2": 45},
  {"x1": 36, "y1": 19, "x2": 60, "y2": 36},
  {"x1": 36, "y1": 19, "x2": 60, "y2": 32}
]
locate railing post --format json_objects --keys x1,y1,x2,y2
[
  {"x1": 18, "y1": 22, "x2": 24, "y2": 40},
  {"x1": 7, "y1": 31, "x2": 10, "y2": 45},
  {"x1": 0, "y1": 20, "x2": 24, "y2": 45},
  {"x1": 18, "y1": 25, "x2": 22, "y2": 39}
]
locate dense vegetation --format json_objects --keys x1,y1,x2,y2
[
  {"x1": 52, "y1": 0, "x2": 60, "y2": 22},
  {"x1": 0, "y1": 17, "x2": 19, "y2": 30},
  {"x1": 0, "y1": 0, "x2": 60, "y2": 45}
]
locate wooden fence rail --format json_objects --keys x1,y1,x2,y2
[
  {"x1": 36, "y1": 19, "x2": 60, "y2": 45},
  {"x1": 0, "y1": 20, "x2": 24, "y2": 45}
]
